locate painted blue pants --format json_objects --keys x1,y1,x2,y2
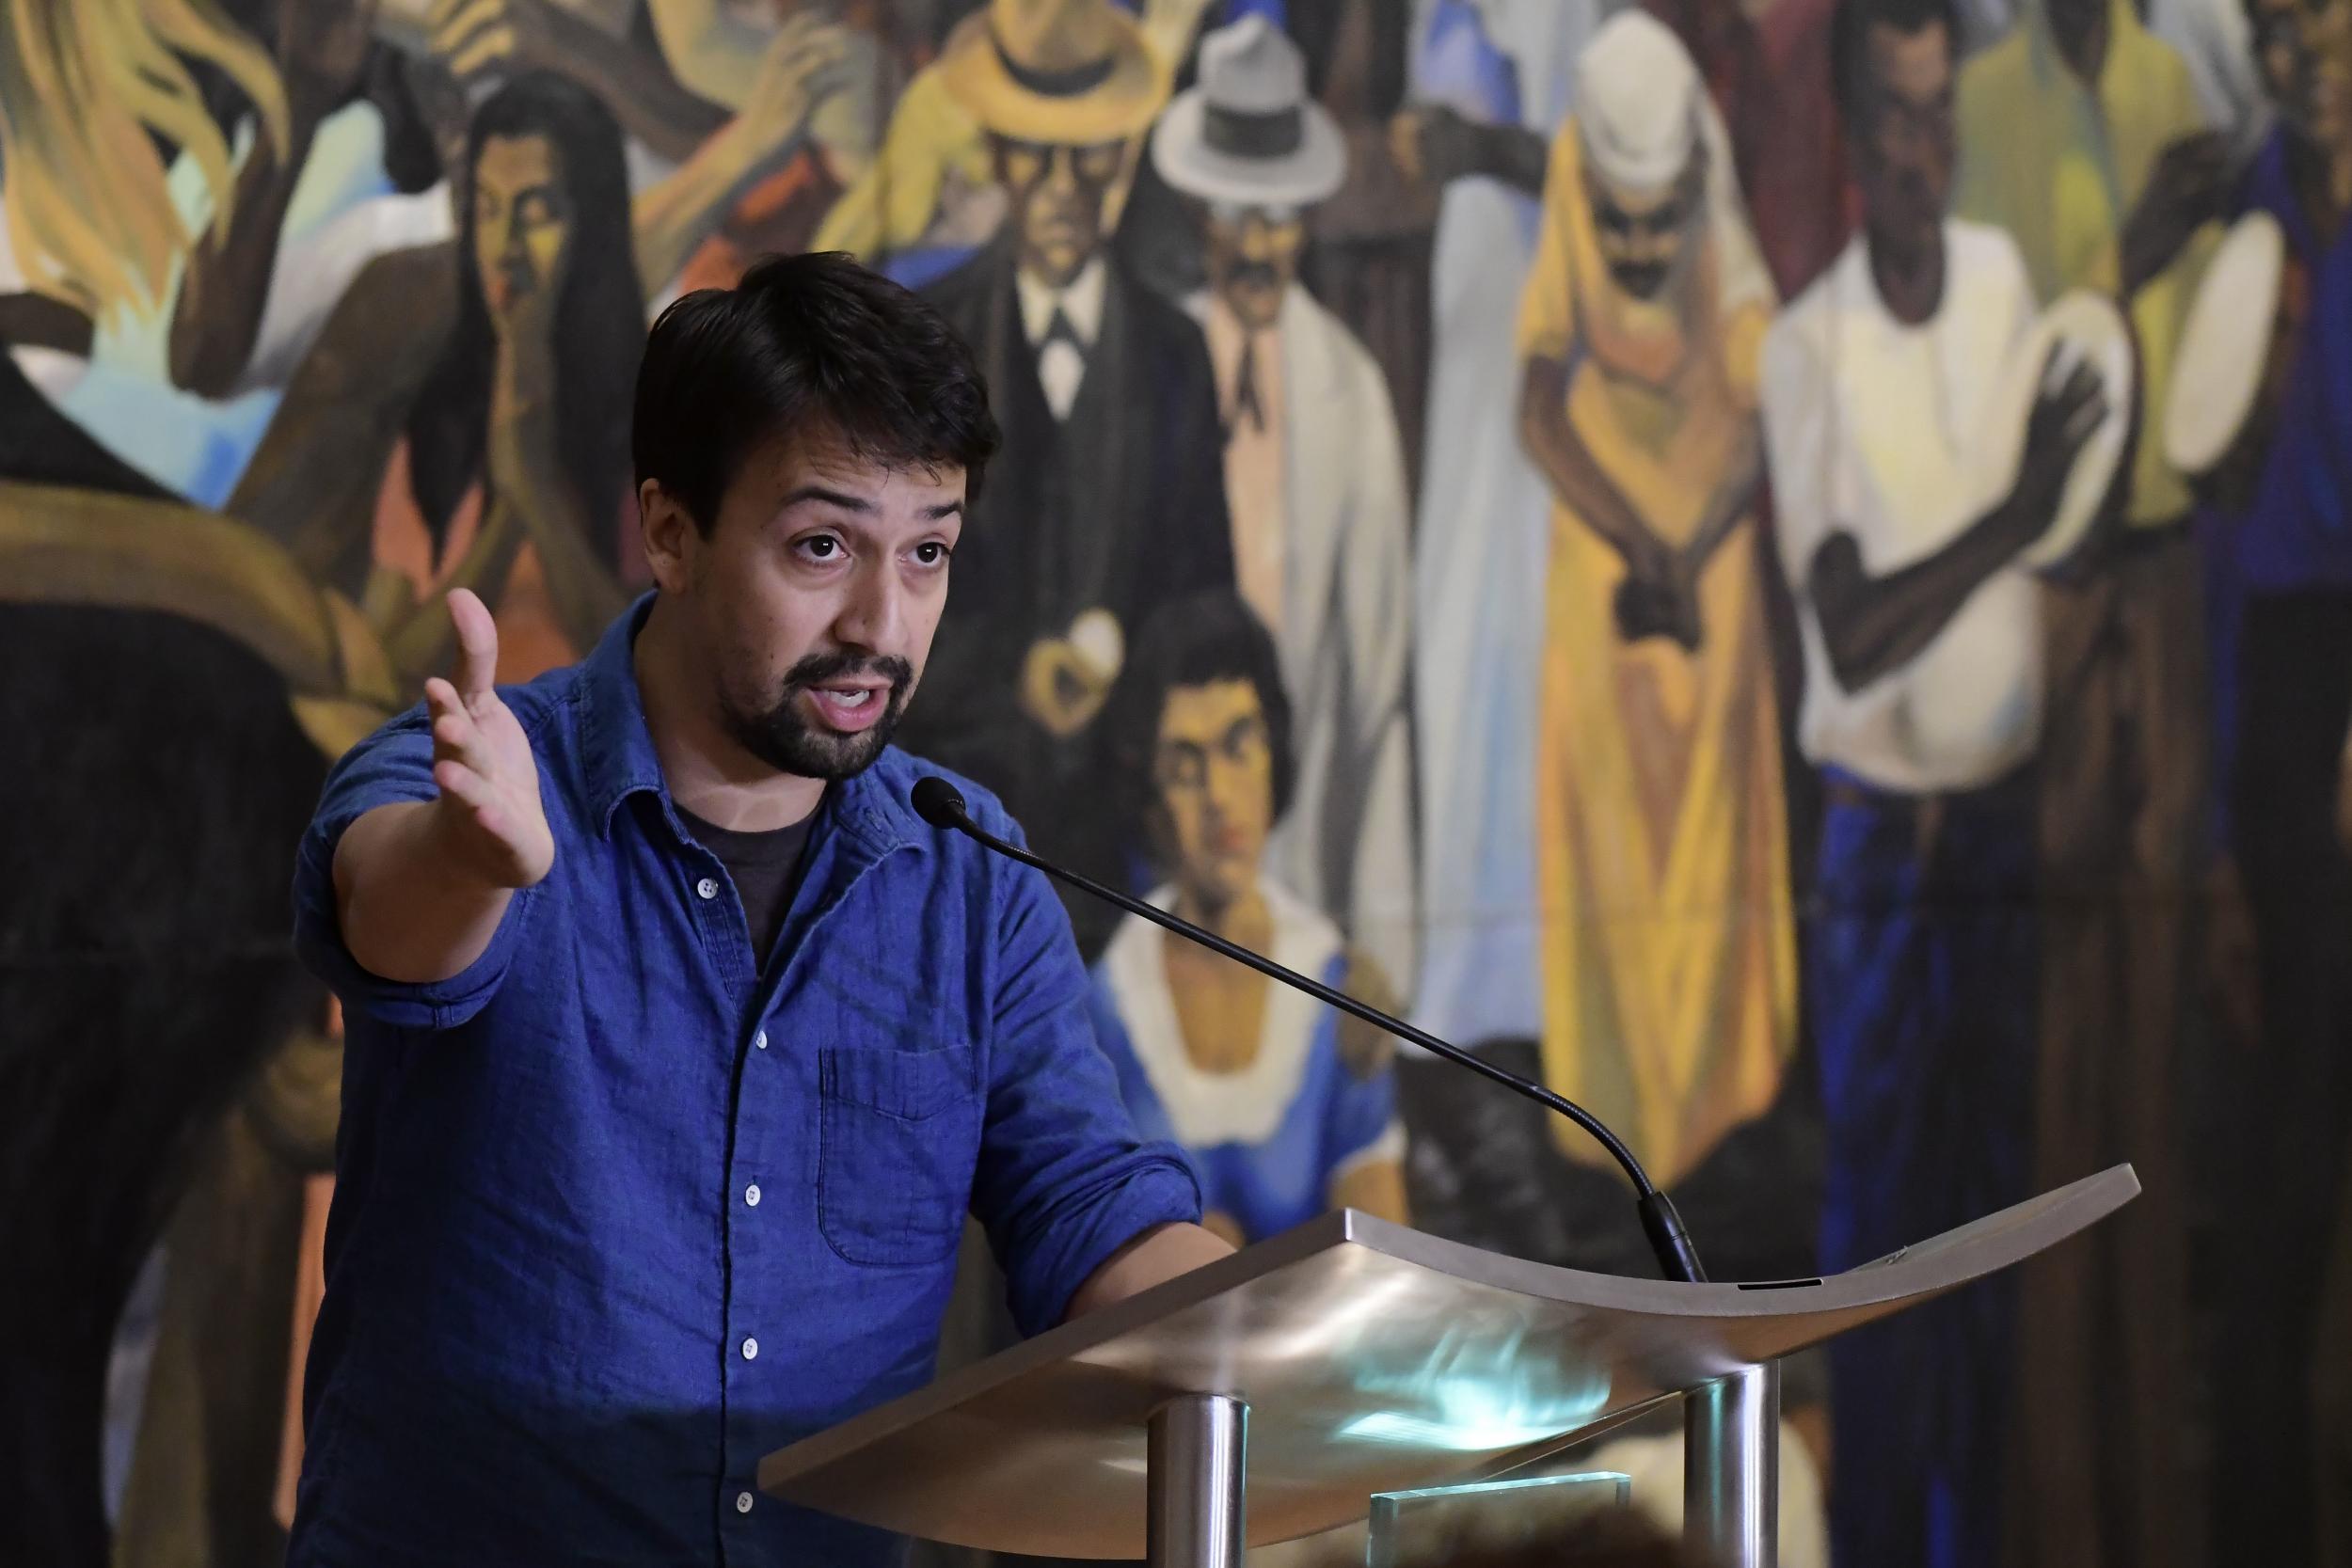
[{"x1": 1811, "y1": 768, "x2": 2037, "y2": 1568}]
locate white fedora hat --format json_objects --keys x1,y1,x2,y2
[{"x1": 1151, "y1": 15, "x2": 1345, "y2": 208}]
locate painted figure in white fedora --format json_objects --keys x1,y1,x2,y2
[{"x1": 1151, "y1": 15, "x2": 1419, "y2": 996}]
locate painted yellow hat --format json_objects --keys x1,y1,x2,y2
[{"x1": 937, "y1": 0, "x2": 1173, "y2": 146}]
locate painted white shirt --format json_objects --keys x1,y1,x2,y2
[
  {"x1": 1014, "y1": 255, "x2": 1107, "y2": 421},
  {"x1": 1761, "y1": 221, "x2": 2045, "y2": 795}
]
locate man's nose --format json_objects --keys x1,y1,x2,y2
[{"x1": 834, "y1": 561, "x2": 907, "y2": 654}]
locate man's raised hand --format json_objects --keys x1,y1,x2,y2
[{"x1": 422, "y1": 589, "x2": 554, "y2": 888}]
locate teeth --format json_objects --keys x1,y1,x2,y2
[{"x1": 824, "y1": 689, "x2": 874, "y2": 706}]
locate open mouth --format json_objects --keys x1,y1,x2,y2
[{"x1": 804, "y1": 683, "x2": 892, "y2": 733}]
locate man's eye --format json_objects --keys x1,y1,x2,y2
[
  {"x1": 799, "y1": 535, "x2": 842, "y2": 561},
  {"x1": 912, "y1": 542, "x2": 950, "y2": 566}
]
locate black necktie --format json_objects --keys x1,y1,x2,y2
[
  {"x1": 1042, "y1": 308, "x2": 1084, "y2": 356},
  {"x1": 1232, "y1": 335, "x2": 1266, "y2": 436}
]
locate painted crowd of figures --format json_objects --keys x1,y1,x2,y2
[{"x1": 3, "y1": 0, "x2": 2350, "y2": 1565}]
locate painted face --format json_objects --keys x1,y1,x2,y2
[
  {"x1": 1152, "y1": 678, "x2": 1275, "y2": 911},
  {"x1": 993, "y1": 134, "x2": 1130, "y2": 289},
  {"x1": 643, "y1": 427, "x2": 965, "y2": 781},
  {"x1": 1852, "y1": 20, "x2": 1957, "y2": 261},
  {"x1": 1585, "y1": 161, "x2": 1702, "y2": 302},
  {"x1": 1204, "y1": 202, "x2": 1306, "y2": 332},
  {"x1": 2247, "y1": 0, "x2": 2352, "y2": 152},
  {"x1": 472, "y1": 133, "x2": 570, "y2": 318},
  {"x1": 2046, "y1": 0, "x2": 2107, "y2": 52}
]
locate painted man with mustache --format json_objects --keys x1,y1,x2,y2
[
  {"x1": 282, "y1": 252, "x2": 1229, "y2": 1568},
  {"x1": 1147, "y1": 15, "x2": 1420, "y2": 1000}
]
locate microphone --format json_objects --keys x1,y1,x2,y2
[{"x1": 909, "y1": 775, "x2": 1707, "y2": 1284}]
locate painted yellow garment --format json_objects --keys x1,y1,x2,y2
[
  {"x1": 1955, "y1": 0, "x2": 2214, "y2": 525},
  {"x1": 1516, "y1": 120, "x2": 1796, "y2": 1189}
]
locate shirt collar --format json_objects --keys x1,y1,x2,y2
[
  {"x1": 575, "y1": 593, "x2": 929, "y2": 854},
  {"x1": 1015, "y1": 256, "x2": 1108, "y2": 350},
  {"x1": 578, "y1": 594, "x2": 668, "y2": 837}
]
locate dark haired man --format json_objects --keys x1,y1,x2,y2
[
  {"x1": 283, "y1": 250, "x2": 1228, "y2": 1568},
  {"x1": 1763, "y1": 2, "x2": 2105, "y2": 1565}
]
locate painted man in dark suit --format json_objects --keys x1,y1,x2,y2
[{"x1": 913, "y1": 0, "x2": 1235, "y2": 954}]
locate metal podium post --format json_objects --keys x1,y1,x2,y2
[
  {"x1": 1685, "y1": 1361, "x2": 1779, "y2": 1568},
  {"x1": 1147, "y1": 1394, "x2": 1248, "y2": 1568}
]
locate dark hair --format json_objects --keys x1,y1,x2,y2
[
  {"x1": 1100, "y1": 591, "x2": 1296, "y2": 854},
  {"x1": 632, "y1": 251, "x2": 1000, "y2": 533},
  {"x1": 1830, "y1": 0, "x2": 1958, "y2": 129},
  {"x1": 406, "y1": 71, "x2": 644, "y2": 556}
]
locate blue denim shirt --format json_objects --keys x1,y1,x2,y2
[{"x1": 286, "y1": 598, "x2": 1201, "y2": 1567}]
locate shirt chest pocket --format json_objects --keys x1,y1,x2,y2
[{"x1": 818, "y1": 1041, "x2": 979, "y2": 1267}]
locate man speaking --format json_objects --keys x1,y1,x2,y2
[{"x1": 286, "y1": 251, "x2": 1230, "y2": 1566}]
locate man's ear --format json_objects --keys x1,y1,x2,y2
[{"x1": 638, "y1": 479, "x2": 698, "y2": 592}]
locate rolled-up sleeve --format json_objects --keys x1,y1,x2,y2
[
  {"x1": 969, "y1": 819, "x2": 1201, "y2": 1336},
  {"x1": 291, "y1": 706, "x2": 535, "y2": 1032}
]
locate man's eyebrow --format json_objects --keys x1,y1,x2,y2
[
  {"x1": 923, "y1": 499, "x2": 965, "y2": 519},
  {"x1": 778, "y1": 485, "x2": 875, "y2": 514}
]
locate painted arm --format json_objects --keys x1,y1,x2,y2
[
  {"x1": 432, "y1": 0, "x2": 729, "y2": 164},
  {"x1": 640, "y1": 0, "x2": 769, "y2": 109},
  {"x1": 1518, "y1": 353, "x2": 1674, "y2": 580},
  {"x1": 169, "y1": 0, "x2": 374, "y2": 397},
  {"x1": 628, "y1": 15, "x2": 853, "y2": 289},
  {"x1": 228, "y1": 245, "x2": 458, "y2": 595},
  {"x1": 1391, "y1": 103, "x2": 1549, "y2": 198},
  {"x1": 1807, "y1": 354, "x2": 2105, "y2": 691},
  {"x1": 0, "y1": 293, "x2": 92, "y2": 356},
  {"x1": 485, "y1": 305, "x2": 627, "y2": 657},
  {"x1": 1683, "y1": 424, "x2": 1763, "y2": 580}
]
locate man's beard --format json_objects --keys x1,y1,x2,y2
[{"x1": 720, "y1": 650, "x2": 914, "y2": 781}]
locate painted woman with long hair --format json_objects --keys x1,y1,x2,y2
[{"x1": 230, "y1": 69, "x2": 645, "y2": 687}]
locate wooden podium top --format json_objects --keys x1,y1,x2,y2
[{"x1": 760, "y1": 1165, "x2": 2137, "y2": 1556}]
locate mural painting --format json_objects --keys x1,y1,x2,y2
[{"x1": 3, "y1": 0, "x2": 2348, "y2": 1564}]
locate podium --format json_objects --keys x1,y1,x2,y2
[{"x1": 760, "y1": 1165, "x2": 2137, "y2": 1567}]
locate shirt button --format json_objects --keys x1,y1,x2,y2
[
  {"x1": 754, "y1": 1030, "x2": 769, "y2": 1051},
  {"x1": 736, "y1": 1491, "x2": 754, "y2": 1514},
  {"x1": 742, "y1": 1337, "x2": 759, "y2": 1360},
  {"x1": 745, "y1": 1183, "x2": 762, "y2": 1208},
  {"x1": 696, "y1": 877, "x2": 720, "y2": 900}
]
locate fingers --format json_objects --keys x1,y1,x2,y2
[
  {"x1": 445, "y1": 21, "x2": 519, "y2": 77},
  {"x1": 760, "y1": 19, "x2": 854, "y2": 96},
  {"x1": 426, "y1": 678, "x2": 501, "y2": 781},
  {"x1": 769, "y1": 9, "x2": 836, "y2": 52},
  {"x1": 432, "y1": 756, "x2": 518, "y2": 852},
  {"x1": 431, "y1": 0, "x2": 513, "y2": 73},
  {"x1": 2048, "y1": 360, "x2": 2107, "y2": 446},
  {"x1": 446, "y1": 588, "x2": 501, "y2": 705}
]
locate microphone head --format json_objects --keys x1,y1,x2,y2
[{"x1": 910, "y1": 775, "x2": 970, "y2": 829}]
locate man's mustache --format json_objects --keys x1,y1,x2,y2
[
  {"x1": 1225, "y1": 262, "x2": 1281, "y2": 290},
  {"x1": 785, "y1": 651, "x2": 913, "y2": 692}
]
